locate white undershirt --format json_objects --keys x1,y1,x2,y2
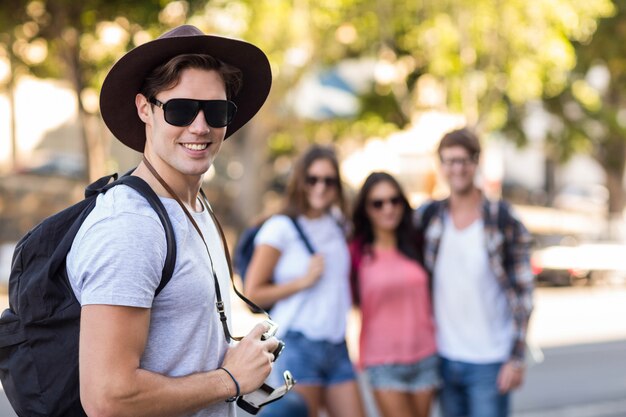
[{"x1": 433, "y1": 215, "x2": 514, "y2": 363}]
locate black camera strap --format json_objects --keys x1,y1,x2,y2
[{"x1": 142, "y1": 156, "x2": 268, "y2": 343}]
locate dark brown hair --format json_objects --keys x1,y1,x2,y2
[
  {"x1": 282, "y1": 145, "x2": 347, "y2": 218},
  {"x1": 437, "y1": 127, "x2": 481, "y2": 161},
  {"x1": 351, "y1": 172, "x2": 421, "y2": 262},
  {"x1": 140, "y1": 53, "x2": 243, "y2": 100}
]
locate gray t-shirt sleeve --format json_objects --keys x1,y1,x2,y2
[{"x1": 69, "y1": 211, "x2": 167, "y2": 307}]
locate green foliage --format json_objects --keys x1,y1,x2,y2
[
  {"x1": 1, "y1": 0, "x2": 620, "y2": 198},
  {"x1": 539, "y1": 0, "x2": 626, "y2": 163},
  {"x1": 192, "y1": 0, "x2": 615, "y2": 157}
]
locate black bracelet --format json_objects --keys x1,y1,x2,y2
[{"x1": 219, "y1": 366, "x2": 240, "y2": 402}]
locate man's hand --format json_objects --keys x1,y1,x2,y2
[
  {"x1": 497, "y1": 360, "x2": 525, "y2": 393},
  {"x1": 220, "y1": 322, "x2": 280, "y2": 394}
]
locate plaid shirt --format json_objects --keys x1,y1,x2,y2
[{"x1": 415, "y1": 197, "x2": 534, "y2": 361}]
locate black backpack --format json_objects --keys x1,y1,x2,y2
[{"x1": 0, "y1": 173, "x2": 176, "y2": 417}]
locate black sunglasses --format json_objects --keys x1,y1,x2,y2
[
  {"x1": 149, "y1": 97, "x2": 237, "y2": 128},
  {"x1": 368, "y1": 196, "x2": 403, "y2": 210},
  {"x1": 305, "y1": 175, "x2": 339, "y2": 187}
]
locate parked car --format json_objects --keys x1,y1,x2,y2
[
  {"x1": 531, "y1": 244, "x2": 591, "y2": 286},
  {"x1": 531, "y1": 239, "x2": 626, "y2": 286}
]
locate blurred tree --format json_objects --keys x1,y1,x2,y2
[
  {"x1": 0, "y1": 1, "x2": 30, "y2": 172},
  {"x1": 1, "y1": 1, "x2": 616, "y2": 227},
  {"x1": 534, "y1": 0, "x2": 626, "y2": 222},
  {"x1": 187, "y1": 0, "x2": 614, "y2": 225},
  {"x1": 0, "y1": 0, "x2": 207, "y2": 180}
]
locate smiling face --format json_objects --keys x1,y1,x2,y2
[
  {"x1": 305, "y1": 158, "x2": 339, "y2": 215},
  {"x1": 439, "y1": 145, "x2": 478, "y2": 196},
  {"x1": 365, "y1": 180, "x2": 405, "y2": 233},
  {"x1": 137, "y1": 67, "x2": 227, "y2": 182}
]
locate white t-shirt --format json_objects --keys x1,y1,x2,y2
[
  {"x1": 66, "y1": 184, "x2": 234, "y2": 417},
  {"x1": 254, "y1": 214, "x2": 351, "y2": 343},
  {"x1": 433, "y1": 215, "x2": 514, "y2": 363}
]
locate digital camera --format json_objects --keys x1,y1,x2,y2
[
  {"x1": 237, "y1": 319, "x2": 294, "y2": 414},
  {"x1": 260, "y1": 319, "x2": 285, "y2": 361}
]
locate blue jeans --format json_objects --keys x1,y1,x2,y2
[{"x1": 439, "y1": 358, "x2": 509, "y2": 417}]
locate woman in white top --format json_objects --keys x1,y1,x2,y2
[{"x1": 244, "y1": 145, "x2": 365, "y2": 417}]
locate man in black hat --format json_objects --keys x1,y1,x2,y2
[{"x1": 66, "y1": 25, "x2": 278, "y2": 417}]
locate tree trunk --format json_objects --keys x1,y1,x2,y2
[
  {"x1": 7, "y1": 35, "x2": 18, "y2": 172},
  {"x1": 234, "y1": 119, "x2": 272, "y2": 227},
  {"x1": 602, "y1": 136, "x2": 626, "y2": 240},
  {"x1": 603, "y1": 137, "x2": 626, "y2": 214},
  {"x1": 544, "y1": 156, "x2": 557, "y2": 205},
  {"x1": 63, "y1": 27, "x2": 105, "y2": 182}
]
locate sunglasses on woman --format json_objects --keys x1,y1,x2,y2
[
  {"x1": 368, "y1": 196, "x2": 403, "y2": 210},
  {"x1": 305, "y1": 175, "x2": 339, "y2": 187},
  {"x1": 149, "y1": 97, "x2": 237, "y2": 128}
]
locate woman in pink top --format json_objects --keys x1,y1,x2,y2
[{"x1": 349, "y1": 172, "x2": 439, "y2": 417}]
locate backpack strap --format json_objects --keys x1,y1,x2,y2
[
  {"x1": 84, "y1": 173, "x2": 119, "y2": 197},
  {"x1": 421, "y1": 199, "x2": 442, "y2": 230},
  {"x1": 288, "y1": 217, "x2": 316, "y2": 254},
  {"x1": 494, "y1": 199, "x2": 515, "y2": 289},
  {"x1": 82, "y1": 172, "x2": 176, "y2": 297}
]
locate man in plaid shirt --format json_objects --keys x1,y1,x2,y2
[{"x1": 415, "y1": 128, "x2": 534, "y2": 417}]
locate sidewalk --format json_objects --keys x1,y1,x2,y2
[{"x1": 2, "y1": 284, "x2": 626, "y2": 417}]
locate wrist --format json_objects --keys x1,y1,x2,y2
[
  {"x1": 509, "y1": 358, "x2": 525, "y2": 370},
  {"x1": 298, "y1": 275, "x2": 313, "y2": 290},
  {"x1": 218, "y1": 367, "x2": 240, "y2": 402}
]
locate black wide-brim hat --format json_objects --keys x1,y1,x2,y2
[{"x1": 100, "y1": 25, "x2": 272, "y2": 152}]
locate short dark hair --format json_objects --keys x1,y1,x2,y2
[
  {"x1": 283, "y1": 145, "x2": 347, "y2": 217},
  {"x1": 140, "y1": 53, "x2": 243, "y2": 100},
  {"x1": 438, "y1": 127, "x2": 481, "y2": 161}
]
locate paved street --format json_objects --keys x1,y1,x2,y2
[
  {"x1": 514, "y1": 340, "x2": 626, "y2": 417},
  {"x1": 1, "y1": 284, "x2": 626, "y2": 416}
]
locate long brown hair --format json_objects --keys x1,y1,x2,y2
[
  {"x1": 351, "y1": 171, "x2": 421, "y2": 262},
  {"x1": 282, "y1": 145, "x2": 347, "y2": 218}
]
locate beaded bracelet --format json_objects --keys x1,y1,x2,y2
[{"x1": 219, "y1": 366, "x2": 240, "y2": 402}]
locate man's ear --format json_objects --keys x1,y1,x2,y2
[{"x1": 136, "y1": 94, "x2": 151, "y2": 124}]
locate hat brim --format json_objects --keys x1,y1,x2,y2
[{"x1": 100, "y1": 34, "x2": 271, "y2": 152}]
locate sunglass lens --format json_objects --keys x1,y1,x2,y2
[
  {"x1": 369, "y1": 196, "x2": 402, "y2": 210},
  {"x1": 203, "y1": 101, "x2": 237, "y2": 128},
  {"x1": 306, "y1": 176, "x2": 338, "y2": 187},
  {"x1": 165, "y1": 99, "x2": 200, "y2": 126}
]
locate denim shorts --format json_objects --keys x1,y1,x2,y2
[
  {"x1": 274, "y1": 330, "x2": 357, "y2": 386},
  {"x1": 365, "y1": 354, "x2": 441, "y2": 392}
]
